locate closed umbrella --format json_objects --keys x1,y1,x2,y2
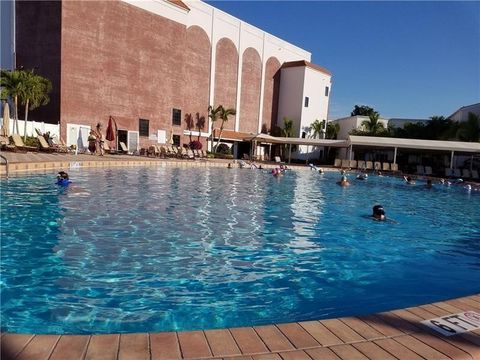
[
  {"x1": 106, "y1": 116, "x2": 115, "y2": 141},
  {"x1": 2, "y1": 101, "x2": 10, "y2": 137}
]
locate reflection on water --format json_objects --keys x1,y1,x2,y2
[{"x1": 1, "y1": 167, "x2": 479, "y2": 334}]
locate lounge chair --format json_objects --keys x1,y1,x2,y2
[
  {"x1": 462, "y1": 169, "x2": 471, "y2": 178},
  {"x1": 445, "y1": 168, "x2": 453, "y2": 177},
  {"x1": 424, "y1": 166, "x2": 433, "y2": 176},
  {"x1": 12, "y1": 134, "x2": 37, "y2": 152},
  {"x1": 275, "y1": 156, "x2": 285, "y2": 164},
  {"x1": 349, "y1": 160, "x2": 357, "y2": 169},
  {"x1": 341, "y1": 159, "x2": 350, "y2": 168},
  {"x1": 365, "y1": 161, "x2": 373, "y2": 170},
  {"x1": 0, "y1": 136, "x2": 17, "y2": 152},
  {"x1": 357, "y1": 160, "x2": 366, "y2": 170},
  {"x1": 50, "y1": 136, "x2": 70, "y2": 153},
  {"x1": 333, "y1": 158, "x2": 341, "y2": 167},
  {"x1": 37, "y1": 136, "x2": 57, "y2": 153},
  {"x1": 453, "y1": 168, "x2": 461, "y2": 178},
  {"x1": 119, "y1": 142, "x2": 129, "y2": 154},
  {"x1": 374, "y1": 162, "x2": 381, "y2": 171},
  {"x1": 186, "y1": 149, "x2": 195, "y2": 160},
  {"x1": 382, "y1": 162, "x2": 390, "y2": 171},
  {"x1": 471, "y1": 170, "x2": 479, "y2": 179},
  {"x1": 391, "y1": 163, "x2": 399, "y2": 172},
  {"x1": 416, "y1": 165, "x2": 425, "y2": 175}
]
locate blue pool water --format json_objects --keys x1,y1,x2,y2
[{"x1": 1, "y1": 167, "x2": 479, "y2": 334}]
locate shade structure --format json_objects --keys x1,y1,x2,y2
[
  {"x1": 105, "y1": 116, "x2": 115, "y2": 141},
  {"x1": 2, "y1": 102, "x2": 10, "y2": 137}
]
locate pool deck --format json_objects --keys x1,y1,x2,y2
[
  {"x1": 1, "y1": 294, "x2": 480, "y2": 359},
  {"x1": 2, "y1": 152, "x2": 480, "y2": 359},
  {"x1": 0, "y1": 151, "x2": 317, "y2": 176}
]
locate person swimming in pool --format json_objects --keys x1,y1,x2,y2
[
  {"x1": 372, "y1": 204, "x2": 386, "y2": 221},
  {"x1": 56, "y1": 171, "x2": 71, "y2": 186},
  {"x1": 404, "y1": 175, "x2": 416, "y2": 185},
  {"x1": 337, "y1": 175, "x2": 350, "y2": 187}
]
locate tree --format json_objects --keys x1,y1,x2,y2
[
  {"x1": 184, "y1": 113, "x2": 194, "y2": 142},
  {"x1": 325, "y1": 122, "x2": 340, "y2": 139},
  {"x1": 20, "y1": 70, "x2": 52, "y2": 141},
  {"x1": 1, "y1": 69, "x2": 24, "y2": 134},
  {"x1": 351, "y1": 105, "x2": 377, "y2": 117},
  {"x1": 210, "y1": 105, "x2": 236, "y2": 152},
  {"x1": 361, "y1": 112, "x2": 384, "y2": 135},
  {"x1": 208, "y1": 105, "x2": 221, "y2": 151},
  {"x1": 311, "y1": 119, "x2": 324, "y2": 139},
  {"x1": 195, "y1": 112, "x2": 205, "y2": 142},
  {"x1": 456, "y1": 112, "x2": 480, "y2": 142},
  {"x1": 282, "y1": 117, "x2": 294, "y2": 137}
]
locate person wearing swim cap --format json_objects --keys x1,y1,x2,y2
[
  {"x1": 372, "y1": 204, "x2": 386, "y2": 221},
  {"x1": 56, "y1": 171, "x2": 71, "y2": 186}
]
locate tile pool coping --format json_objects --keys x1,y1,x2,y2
[
  {"x1": 1, "y1": 153, "x2": 479, "y2": 358},
  {"x1": 1, "y1": 294, "x2": 480, "y2": 359}
]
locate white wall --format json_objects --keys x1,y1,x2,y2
[
  {"x1": 332, "y1": 116, "x2": 389, "y2": 140},
  {"x1": 277, "y1": 66, "x2": 305, "y2": 135},
  {"x1": 300, "y1": 67, "x2": 331, "y2": 136}
]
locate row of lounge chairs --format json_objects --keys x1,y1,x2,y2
[
  {"x1": 415, "y1": 165, "x2": 479, "y2": 179},
  {"x1": 0, "y1": 134, "x2": 72, "y2": 153},
  {"x1": 146, "y1": 145, "x2": 208, "y2": 160},
  {"x1": 334, "y1": 159, "x2": 399, "y2": 172}
]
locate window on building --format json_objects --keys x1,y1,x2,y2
[
  {"x1": 172, "y1": 135, "x2": 180, "y2": 147},
  {"x1": 139, "y1": 118, "x2": 149, "y2": 137},
  {"x1": 172, "y1": 108, "x2": 181, "y2": 126},
  {"x1": 302, "y1": 132, "x2": 306, "y2": 138},
  {"x1": 304, "y1": 97, "x2": 309, "y2": 107},
  {"x1": 325, "y1": 86, "x2": 329, "y2": 97}
]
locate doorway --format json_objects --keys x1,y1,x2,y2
[{"x1": 117, "y1": 130, "x2": 128, "y2": 150}]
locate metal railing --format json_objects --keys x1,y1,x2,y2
[{"x1": 0, "y1": 154, "x2": 9, "y2": 178}]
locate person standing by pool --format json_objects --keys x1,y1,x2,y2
[
  {"x1": 95, "y1": 123, "x2": 105, "y2": 156},
  {"x1": 88, "y1": 130, "x2": 97, "y2": 154}
]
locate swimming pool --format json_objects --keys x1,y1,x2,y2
[{"x1": 1, "y1": 167, "x2": 479, "y2": 334}]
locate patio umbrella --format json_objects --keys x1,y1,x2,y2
[
  {"x1": 2, "y1": 101, "x2": 10, "y2": 137},
  {"x1": 105, "y1": 116, "x2": 115, "y2": 141}
]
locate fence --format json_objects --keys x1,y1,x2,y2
[{"x1": 1, "y1": 118, "x2": 60, "y2": 139}]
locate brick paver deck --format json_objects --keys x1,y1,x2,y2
[
  {"x1": 1, "y1": 295, "x2": 479, "y2": 359},
  {"x1": 1, "y1": 152, "x2": 479, "y2": 359}
]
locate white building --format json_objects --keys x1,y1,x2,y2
[{"x1": 449, "y1": 103, "x2": 480, "y2": 122}]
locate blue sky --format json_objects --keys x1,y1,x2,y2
[{"x1": 207, "y1": 1, "x2": 480, "y2": 120}]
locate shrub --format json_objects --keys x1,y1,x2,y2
[
  {"x1": 189, "y1": 140, "x2": 202, "y2": 150},
  {"x1": 216, "y1": 143, "x2": 231, "y2": 155}
]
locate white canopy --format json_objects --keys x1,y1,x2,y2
[
  {"x1": 243, "y1": 133, "x2": 349, "y2": 147},
  {"x1": 349, "y1": 136, "x2": 480, "y2": 153}
]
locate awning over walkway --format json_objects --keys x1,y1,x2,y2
[
  {"x1": 349, "y1": 136, "x2": 480, "y2": 153},
  {"x1": 243, "y1": 133, "x2": 349, "y2": 147}
]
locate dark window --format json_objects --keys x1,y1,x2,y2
[
  {"x1": 172, "y1": 108, "x2": 181, "y2": 126},
  {"x1": 172, "y1": 135, "x2": 180, "y2": 147},
  {"x1": 139, "y1": 118, "x2": 149, "y2": 137},
  {"x1": 304, "y1": 97, "x2": 309, "y2": 107},
  {"x1": 325, "y1": 86, "x2": 329, "y2": 97},
  {"x1": 302, "y1": 132, "x2": 306, "y2": 138}
]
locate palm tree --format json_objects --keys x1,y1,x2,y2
[
  {"x1": 325, "y1": 122, "x2": 340, "y2": 139},
  {"x1": 311, "y1": 119, "x2": 324, "y2": 139},
  {"x1": 282, "y1": 117, "x2": 294, "y2": 137},
  {"x1": 1, "y1": 69, "x2": 24, "y2": 134},
  {"x1": 20, "y1": 70, "x2": 52, "y2": 141},
  {"x1": 361, "y1": 112, "x2": 384, "y2": 135},
  {"x1": 195, "y1": 112, "x2": 205, "y2": 142},
  {"x1": 456, "y1": 112, "x2": 480, "y2": 142},
  {"x1": 215, "y1": 106, "x2": 236, "y2": 151},
  {"x1": 184, "y1": 113, "x2": 194, "y2": 142},
  {"x1": 208, "y1": 105, "x2": 221, "y2": 151}
]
